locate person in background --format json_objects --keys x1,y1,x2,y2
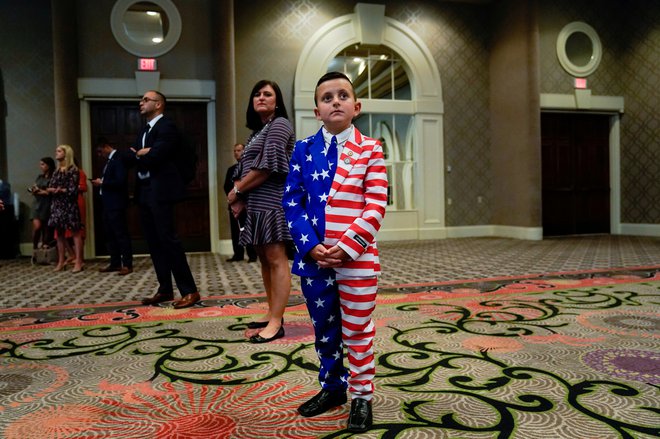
[
  {"x1": 227, "y1": 79, "x2": 294, "y2": 343},
  {"x1": 91, "y1": 138, "x2": 133, "y2": 275},
  {"x1": 29, "y1": 157, "x2": 56, "y2": 253},
  {"x1": 131, "y1": 90, "x2": 200, "y2": 309},
  {"x1": 223, "y1": 142, "x2": 257, "y2": 263},
  {"x1": 282, "y1": 72, "x2": 388, "y2": 432},
  {"x1": 48, "y1": 145, "x2": 84, "y2": 273},
  {"x1": 59, "y1": 158, "x2": 87, "y2": 268}
]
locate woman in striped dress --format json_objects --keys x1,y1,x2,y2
[{"x1": 227, "y1": 79, "x2": 294, "y2": 343}]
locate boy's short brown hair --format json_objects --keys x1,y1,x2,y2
[{"x1": 314, "y1": 71, "x2": 356, "y2": 105}]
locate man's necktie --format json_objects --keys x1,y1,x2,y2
[
  {"x1": 138, "y1": 125, "x2": 152, "y2": 179},
  {"x1": 100, "y1": 158, "x2": 110, "y2": 195},
  {"x1": 142, "y1": 124, "x2": 151, "y2": 148},
  {"x1": 327, "y1": 135, "x2": 338, "y2": 177},
  {"x1": 102, "y1": 159, "x2": 109, "y2": 178}
]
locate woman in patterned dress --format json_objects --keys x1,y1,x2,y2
[
  {"x1": 47, "y1": 145, "x2": 84, "y2": 273},
  {"x1": 62, "y1": 159, "x2": 88, "y2": 266},
  {"x1": 227, "y1": 80, "x2": 294, "y2": 343}
]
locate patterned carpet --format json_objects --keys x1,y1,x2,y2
[
  {"x1": 1, "y1": 235, "x2": 659, "y2": 309},
  {"x1": 1, "y1": 262, "x2": 659, "y2": 438}
]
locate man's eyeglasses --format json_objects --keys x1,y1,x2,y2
[{"x1": 140, "y1": 97, "x2": 160, "y2": 103}]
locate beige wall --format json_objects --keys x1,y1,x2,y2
[
  {"x1": 234, "y1": 0, "x2": 494, "y2": 226},
  {"x1": 489, "y1": 0, "x2": 541, "y2": 227},
  {"x1": 0, "y1": 0, "x2": 56, "y2": 234},
  {"x1": 77, "y1": 0, "x2": 216, "y2": 80},
  {"x1": 0, "y1": 0, "x2": 657, "y2": 248},
  {"x1": 538, "y1": 0, "x2": 660, "y2": 224}
]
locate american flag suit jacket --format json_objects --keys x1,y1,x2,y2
[{"x1": 283, "y1": 126, "x2": 388, "y2": 278}]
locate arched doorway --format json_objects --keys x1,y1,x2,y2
[{"x1": 293, "y1": 3, "x2": 446, "y2": 240}]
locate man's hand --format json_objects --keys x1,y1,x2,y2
[
  {"x1": 90, "y1": 178, "x2": 102, "y2": 187},
  {"x1": 135, "y1": 147, "x2": 150, "y2": 157}
]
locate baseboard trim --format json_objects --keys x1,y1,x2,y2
[
  {"x1": 218, "y1": 239, "x2": 233, "y2": 256},
  {"x1": 19, "y1": 243, "x2": 32, "y2": 258},
  {"x1": 446, "y1": 225, "x2": 543, "y2": 241},
  {"x1": 380, "y1": 225, "x2": 542, "y2": 241},
  {"x1": 619, "y1": 223, "x2": 660, "y2": 237}
]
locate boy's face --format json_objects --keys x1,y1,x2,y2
[{"x1": 314, "y1": 78, "x2": 361, "y2": 134}]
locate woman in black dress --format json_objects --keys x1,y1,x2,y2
[
  {"x1": 30, "y1": 156, "x2": 55, "y2": 251},
  {"x1": 48, "y1": 145, "x2": 84, "y2": 273},
  {"x1": 227, "y1": 80, "x2": 294, "y2": 343}
]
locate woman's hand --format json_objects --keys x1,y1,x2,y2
[
  {"x1": 230, "y1": 199, "x2": 246, "y2": 219},
  {"x1": 227, "y1": 188, "x2": 238, "y2": 205}
]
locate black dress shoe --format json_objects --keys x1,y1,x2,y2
[
  {"x1": 298, "y1": 389, "x2": 347, "y2": 417},
  {"x1": 249, "y1": 325, "x2": 285, "y2": 343},
  {"x1": 226, "y1": 257, "x2": 242, "y2": 262},
  {"x1": 347, "y1": 398, "x2": 372, "y2": 432},
  {"x1": 347, "y1": 398, "x2": 373, "y2": 433},
  {"x1": 247, "y1": 258, "x2": 257, "y2": 263},
  {"x1": 141, "y1": 292, "x2": 174, "y2": 306}
]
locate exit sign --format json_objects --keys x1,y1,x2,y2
[
  {"x1": 574, "y1": 77, "x2": 587, "y2": 89},
  {"x1": 137, "y1": 58, "x2": 158, "y2": 71}
]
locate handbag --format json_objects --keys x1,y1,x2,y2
[{"x1": 32, "y1": 246, "x2": 58, "y2": 265}]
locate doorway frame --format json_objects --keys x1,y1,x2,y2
[
  {"x1": 77, "y1": 75, "x2": 218, "y2": 256},
  {"x1": 540, "y1": 91, "x2": 624, "y2": 234},
  {"x1": 293, "y1": 3, "x2": 446, "y2": 241}
]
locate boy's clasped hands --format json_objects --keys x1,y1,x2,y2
[{"x1": 309, "y1": 244, "x2": 350, "y2": 268}]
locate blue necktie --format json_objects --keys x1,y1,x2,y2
[{"x1": 327, "y1": 135, "x2": 337, "y2": 178}]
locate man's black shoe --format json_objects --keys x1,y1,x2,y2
[
  {"x1": 347, "y1": 398, "x2": 372, "y2": 432},
  {"x1": 298, "y1": 389, "x2": 347, "y2": 417}
]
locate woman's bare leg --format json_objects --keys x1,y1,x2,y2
[
  {"x1": 53, "y1": 232, "x2": 66, "y2": 271},
  {"x1": 72, "y1": 231, "x2": 84, "y2": 272},
  {"x1": 254, "y1": 242, "x2": 291, "y2": 339}
]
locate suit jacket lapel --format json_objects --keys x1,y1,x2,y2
[
  {"x1": 309, "y1": 131, "x2": 334, "y2": 197},
  {"x1": 144, "y1": 117, "x2": 161, "y2": 147},
  {"x1": 329, "y1": 127, "x2": 363, "y2": 201}
]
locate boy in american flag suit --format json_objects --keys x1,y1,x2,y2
[{"x1": 282, "y1": 71, "x2": 388, "y2": 432}]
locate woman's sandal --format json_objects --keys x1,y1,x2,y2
[
  {"x1": 249, "y1": 326, "x2": 285, "y2": 344},
  {"x1": 246, "y1": 317, "x2": 283, "y2": 329}
]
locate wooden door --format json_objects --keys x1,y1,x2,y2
[
  {"x1": 541, "y1": 113, "x2": 610, "y2": 236},
  {"x1": 89, "y1": 101, "x2": 210, "y2": 255}
]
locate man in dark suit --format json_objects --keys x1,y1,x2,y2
[
  {"x1": 223, "y1": 142, "x2": 257, "y2": 263},
  {"x1": 131, "y1": 90, "x2": 200, "y2": 309},
  {"x1": 91, "y1": 138, "x2": 133, "y2": 275}
]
